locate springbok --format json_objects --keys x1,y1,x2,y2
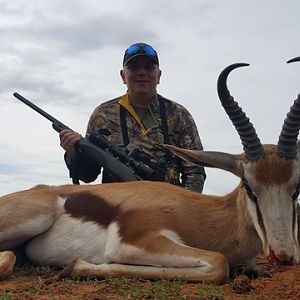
[{"x1": 0, "y1": 60, "x2": 300, "y2": 283}]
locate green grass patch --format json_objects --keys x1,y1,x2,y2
[
  {"x1": 0, "y1": 290, "x2": 14, "y2": 300},
  {"x1": 196, "y1": 283, "x2": 223, "y2": 300},
  {"x1": 107, "y1": 277, "x2": 188, "y2": 299}
]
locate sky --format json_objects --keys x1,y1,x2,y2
[{"x1": 0, "y1": 0, "x2": 300, "y2": 197}]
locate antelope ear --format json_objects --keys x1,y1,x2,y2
[{"x1": 164, "y1": 144, "x2": 243, "y2": 178}]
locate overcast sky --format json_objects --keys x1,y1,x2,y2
[{"x1": 0, "y1": 0, "x2": 300, "y2": 196}]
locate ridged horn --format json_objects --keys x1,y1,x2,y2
[
  {"x1": 217, "y1": 63, "x2": 265, "y2": 161},
  {"x1": 277, "y1": 56, "x2": 300, "y2": 159}
]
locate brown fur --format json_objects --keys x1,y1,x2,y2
[
  {"x1": 54, "y1": 181, "x2": 260, "y2": 269},
  {"x1": 0, "y1": 157, "x2": 297, "y2": 279},
  {"x1": 0, "y1": 186, "x2": 58, "y2": 230},
  {"x1": 57, "y1": 181, "x2": 261, "y2": 269},
  {"x1": 255, "y1": 153, "x2": 293, "y2": 184},
  {"x1": 3, "y1": 181, "x2": 255, "y2": 269},
  {"x1": 64, "y1": 192, "x2": 120, "y2": 227}
]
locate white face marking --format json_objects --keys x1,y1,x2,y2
[{"x1": 243, "y1": 159, "x2": 300, "y2": 261}]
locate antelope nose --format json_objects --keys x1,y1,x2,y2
[
  {"x1": 276, "y1": 251, "x2": 293, "y2": 265},
  {"x1": 268, "y1": 247, "x2": 294, "y2": 266}
]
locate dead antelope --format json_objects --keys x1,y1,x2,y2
[{"x1": 0, "y1": 60, "x2": 300, "y2": 283}]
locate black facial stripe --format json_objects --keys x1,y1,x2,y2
[
  {"x1": 241, "y1": 179, "x2": 267, "y2": 241},
  {"x1": 292, "y1": 183, "x2": 300, "y2": 200},
  {"x1": 256, "y1": 202, "x2": 267, "y2": 239},
  {"x1": 242, "y1": 178, "x2": 258, "y2": 202},
  {"x1": 292, "y1": 204, "x2": 296, "y2": 236}
]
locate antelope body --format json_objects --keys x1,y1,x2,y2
[{"x1": 0, "y1": 61, "x2": 300, "y2": 283}]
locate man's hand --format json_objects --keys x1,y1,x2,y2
[{"x1": 59, "y1": 129, "x2": 82, "y2": 157}]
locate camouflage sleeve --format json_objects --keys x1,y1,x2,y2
[
  {"x1": 86, "y1": 105, "x2": 106, "y2": 137},
  {"x1": 176, "y1": 106, "x2": 206, "y2": 193},
  {"x1": 65, "y1": 106, "x2": 105, "y2": 183},
  {"x1": 86, "y1": 101, "x2": 123, "y2": 144}
]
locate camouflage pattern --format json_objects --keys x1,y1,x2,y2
[{"x1": 76, "y1": 93, "x2": 206, "y2": 192}]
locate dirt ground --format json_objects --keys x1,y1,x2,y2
[{"x1": 0, "y1": 263, "x2": 300, "y2": 299}]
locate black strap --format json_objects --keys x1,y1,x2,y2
[
  {"x1": 67, "y1": 153, "x2": 80, "y2": 184},
  {"x1": 158, "y1": 96, "x2": 172, "y2": 163},
  {"x1": 119, "y1": 95, "x2": 172, "y2": 162},
  {"x1": 120, "y1": 105, "x2": 130, "y2": 146}
]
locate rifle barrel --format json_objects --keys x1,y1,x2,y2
[
  {"x1": 13, "y1": 92, "x2": 64, "y2": 126},
  {"x1": 12, "y1": 92, "x2": 141, "y2": 181}
]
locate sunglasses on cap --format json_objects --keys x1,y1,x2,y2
[
  {"x1": 126, "y1": 44, "x2": 157, "y2": 57},
  {"x1": 123, "y1": 43, "x2": 159, "y2": 66}
]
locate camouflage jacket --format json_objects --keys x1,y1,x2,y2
[{"x1": 67, "y1": 93, "x2": 206, "y2": 192}]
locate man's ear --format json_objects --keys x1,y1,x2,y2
[
  {"x1": 120, "y1": 69, "x2": 126, "y2": 84},
  {"x1": 157, "y1": 69, "x2": 162, "y2": 85}
]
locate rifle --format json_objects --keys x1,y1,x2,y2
[{"x1": 13, "y1": 92, "x2": 155, "y2": 182}]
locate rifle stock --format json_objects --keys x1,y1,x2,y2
[{"x1": 13, "y1": 92, "x2": 141, "y2": 182}]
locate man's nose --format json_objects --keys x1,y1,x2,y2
[{"x1": 136, "y1": 66, "x2": 148, "y2": 73}]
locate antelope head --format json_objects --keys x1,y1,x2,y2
[{"x1": 166, "y1": 58, "x2": 300, "y2": 266}]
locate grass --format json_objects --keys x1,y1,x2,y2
[
  {"x1": 0, "y1": 265, "x2": 226, "y2": 300},
  {"x1": 39, "y1": 276, "x2": 226, "y2": 299},
  {"x1": 107, "y1": 277, "x2": 192, "y2": 299},
  {"x1": 8, "y1": 264, "x2": 289, "y2": 299},
  {"x1": 196, "y1": 283, "x2": 223, "y2": 299},
  {"x1": 0, "y1": 290, "x2": 14, "y2": 300}
]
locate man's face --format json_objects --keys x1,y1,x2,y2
[{"x1": 120, "y1": 56, "x2": 161, "y2": 97}]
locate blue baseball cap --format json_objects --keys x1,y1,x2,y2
[{"x1": 123, "y1": 43, "x2": 159, "y2": 66}]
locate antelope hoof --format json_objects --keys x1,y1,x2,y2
[
  {"x1": 0, "y1": 251, "x2": 16, "y2": 278},
  {"x1": 59, "y1": 257, "x2": 85, "y2": 279}
]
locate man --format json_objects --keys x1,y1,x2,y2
[{"x1": 60, "y1": 42, "x2": 206, "y2": 192}]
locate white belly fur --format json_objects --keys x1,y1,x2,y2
[{"x1": 25, "y1": 214, "x2": 112, "y2": 266}]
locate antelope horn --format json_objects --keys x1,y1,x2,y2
[
  {"x1": 217, "y1": 63, "x2": 265, "y2": 161},
  {"x1": 277, "y1": 56, "x2": 300, "y2": 159}
]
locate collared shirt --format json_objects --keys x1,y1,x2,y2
[{"x1": 79, "y1": 93, "x2": 206, "y2": 191}]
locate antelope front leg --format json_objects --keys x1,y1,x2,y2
[
  {"x1": 0, "y1": 251, "x2": 16, "y2": 277},
  {"x1": 63, "y1": 234, "x2": 229, "y2": 283}
]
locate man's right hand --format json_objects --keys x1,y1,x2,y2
[{"x1": 59, "y1": 129, "x2": 82, "y2": 157}]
